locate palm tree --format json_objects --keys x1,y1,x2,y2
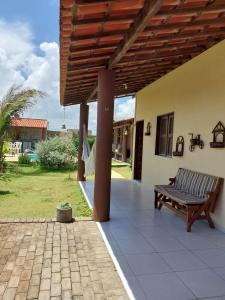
[{"x1": 0, "y1": 86, "x2": 44, "y2": 172}]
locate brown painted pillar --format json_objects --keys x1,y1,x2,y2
[
  {"x1": 77, "y1": 103, "x2": 89, "y2": 181},
  {"x1": 113, "y1": 128, "x2": 118, "y2": 159},
  {"x1": 122, "y1": 127, "x2": 128, "y2": 162},
  {"x1": 93, "y1": 69, "x2": 115, "y2": 222},
  {"x1": 130, "y1": 125, "x2": 134, "y2": 161}
]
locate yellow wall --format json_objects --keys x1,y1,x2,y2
[{"x1": 135, "y1": 39, "x2": 225, "y2": 229}]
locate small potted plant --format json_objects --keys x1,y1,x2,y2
[{"x1": 56, "y1": 202, "x2": 72, "y2": 223}]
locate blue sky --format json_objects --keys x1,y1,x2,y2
[
  {"x1": 0, "y1": 0, "x2": 134, "y2": 132},
  {"x1": 0, "y1": 0, "x2": 59, "y2": 45}
]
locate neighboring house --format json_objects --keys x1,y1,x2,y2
[
  {"x1": 112, "y1": 118, "x2": 134, "y2": 162},
  {"x1": 9, "y1": 118, "x2": 48, "y2": 152}
]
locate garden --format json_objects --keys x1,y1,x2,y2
[
  {"x1": 0, "y1": 86, "x2": 131, "y2": 220},
  {"x1": 0, "y1": 135, "x2": 92, "y2": 219},
  {"x1": 0, "y1": 86, "x2": 92, "y2": 220}
]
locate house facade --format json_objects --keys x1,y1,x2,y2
[
  {"x1": 9, "y1": 118, "x2": 48, "y2": 152},
  {"x1": 135, "y1": 39, "x2": 225, "y2": 229},
  {"x1": 60, "y1": 0, "x2": 225, "y2": 228}
]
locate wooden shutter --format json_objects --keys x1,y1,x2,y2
[
  {"x1": 156, "y1": 113, "x2": 174, "y2": 157},
  {"x1": 167, "y1": 114, "x2": 174, "y2": 156},
  {"x1": 158, "y1": 116, "x2": 168, "y2": 156}
]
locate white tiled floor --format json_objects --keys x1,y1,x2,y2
[{"x1": 81, "y1": 179, "x2": 225, "y2": 300}]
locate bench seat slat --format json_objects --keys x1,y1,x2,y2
[
  {"x1": 174, "y1": 168, "x2": 218, "y2": 198},
  {"x1": 154, "y1": 185, "x2": 206, "y2": 205}
]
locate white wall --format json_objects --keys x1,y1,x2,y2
[{"x1": 135, "y1": 39, "x2": 225, "y2": 229}]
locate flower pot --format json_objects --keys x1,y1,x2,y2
[{"x1": 56, "y1": 206, "x2": 72, "y2": 223}]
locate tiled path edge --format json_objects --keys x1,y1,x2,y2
[{"x1": 79, "y1": 181, "x2": 134, "y2": 300}]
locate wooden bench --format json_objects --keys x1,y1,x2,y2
[{"x1": 154, "y1": 168, "x2": 223, "y2": 232}]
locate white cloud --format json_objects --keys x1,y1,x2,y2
[
  {"x1": 0, "y1": 19, "x2": 135, "y2": 134},
  {"x1": 114, "y1": 97, "x2": 135, "y2": 121}
]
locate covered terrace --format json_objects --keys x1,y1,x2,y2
[
  {"x1": 60, "y1": 0, "x2": 225, "y2": 221},
  {"x1": 60, "y1": 1, "x2": 225, "y2": 299}
]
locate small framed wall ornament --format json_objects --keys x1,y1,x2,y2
[
  {"x1": 210, "y1": 121, "x2": 225, "y2": 148},
  {"x1": 173, "y1": 136, "x2": 184, "y2": 156},
  {"x1": 145, "y1": 122, "x2": 151, "y2": 136}
]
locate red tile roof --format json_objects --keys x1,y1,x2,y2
[
  {"x1": 11, "y1": 118, "x2": 48, "y2": 129},
  {"x1": 60, "y1": 0, "x2": 225, "y2": 105}
]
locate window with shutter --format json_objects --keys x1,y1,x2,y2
[{"x1": 155, "y1": 113, "x2": 174, "y2": 157}]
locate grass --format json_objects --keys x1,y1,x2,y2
[
  {"x1": 0, "y1": 163, "x2": 92, "y2": 219},
  {"x1": 112, "y1": 165, "x2": 132, "y2": 179}
]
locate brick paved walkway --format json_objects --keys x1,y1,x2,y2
[{"x1": 0, "y1": 222, "x2": 128, "y2": 300}]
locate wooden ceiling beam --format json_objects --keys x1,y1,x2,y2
[
  {"x1": 158, "y1": 3, "x2": 225, "y2": 17},
  {"x1": 67, "y1": 60, "x2": 107, "y2": 70},
  {"x1": 87, "y1": 0, "x2": 164, "y2": 100},
  {"x1": 69, "y1": 53, "x2": 112, "y2": 62},
  {"x1": 73, "y1": 4, "x2": 225, "y2": 26},
  {"x1": 70, "y1": 44, "x2": 117, "y2": 53},
  {"x1": 71, "y1": 17, "x2": 225, "y2": 43},
  {"x1": 116, "y1": 57, "x2": 187, "y2": 70},
  {"x1": 70, "y1": 30, "x2": 125, "y2": 42},
  {"x1": 74, "y1": 14, "x2": 136, "y2": 26},
  {"x1": 108, "y1": 0, "x2": 164, "y2": 68},
  {"x1": 75, "y1": 0, "x2": 113, "y2": 5},
  {"x1": 137, "y1": 29, "x2": 225, "y2": 43},
  {"x1": 116, "y1": 65, "x2": 179, "y2": 77},
  {"x1": 146, "y1": 17, "x2": 225, "y2": 32},
  {"x1": 122, "y1": 49, "x2": 201, "y2": 62},
  {"x1": 67, "y1": 66, "x2": 103, "y2": 75}
]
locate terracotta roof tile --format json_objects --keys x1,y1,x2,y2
[{"x1": 11, "y1": 118, "x2": 48, "y2": 128}]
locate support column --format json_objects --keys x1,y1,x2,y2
[
  {"x1": 122, "y1": 126, "x2": 127, "y2": 162},
  {"x1": 130, "y1": 124, "x2": 134, "y2": 161},
  {"x1": 113, "y1": 128, "x2": 118, "y2": 160},
  {"x1": 77, "y1": 103, "x2": 89, "y2": 181},
  {"x1": 93, "y1": 69, "x2": 115, "y2": 222}
]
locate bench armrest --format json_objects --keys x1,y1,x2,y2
[
  {"x1": 169, "y1": 177, "x2": 176, "y2": 186},
  {"x1": 206, "y1": 191, "x2": 214, "y2": 198}
]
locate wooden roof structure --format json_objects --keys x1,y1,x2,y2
[
  {"x1": 113, "y1": 118, "x2": 134, "y2": 128},
  {"x1": 60, "y1": 0, "x2": 225, "y2": 106}
]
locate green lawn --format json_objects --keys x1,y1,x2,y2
[
  {"x1": 112, "y1": 165, "x2": 132, "y2": 179},
  {"x1": 0, "y1": 164, "x2": 92, "y2": 219}
]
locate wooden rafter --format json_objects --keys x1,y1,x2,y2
[
  {"x1": 87, "y1": 0, "x2": 164, "y2": 100},
  {"x1": 60, "y1": 0, "x2": 225, "y2": 105}
]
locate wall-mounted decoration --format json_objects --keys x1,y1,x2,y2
[
  {"x1": 189, "y1": 133, "x2": 204, "y2": 152},
  {"x1": 210, "y1": 121, "x2": 225, "y2": 148},
  {"x1": 173, "y1": 136, "x2": 184, "y2": 156},
  {"x1": 145, "y1": 122, "x2": 151, "y2": 136}
]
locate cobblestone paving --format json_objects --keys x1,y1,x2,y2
[{"x1": 0, "y1": 222, "x2": 128, "y2": 300}]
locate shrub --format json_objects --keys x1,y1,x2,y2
[
  {"x1": 88, "y1": 136, "x2": 96, "y2": 149},
  {"x1": 36, "y1": 136, "x2": 77, "y2": 169},
  {"x1": 72, "y1": 135, "x2": 96, "y2": 151},
  {"x1": 18, "y1": 154, "x2": 31, "y2": 165},
  {"x1": 72, "y1": 136, "x2": 79, "y2": 153},
  {"x1": 3, "y1": 142, "x2": 10, "y2": 154}
]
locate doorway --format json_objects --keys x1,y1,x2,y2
[{"x1": 134, "y1": 120, "x2": 144, "y2": 180}]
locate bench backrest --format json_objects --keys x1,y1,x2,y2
[{"x1": 175, "y1": 168, "x2": 218, "y2": 199}]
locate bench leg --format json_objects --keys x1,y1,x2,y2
[
  {"x1": 205, "y1": 210, "x2": 215, "y2": 229},
  {"x1": 158, "y1": 196, "x2": 165, "y2": 210},
  {"x1": 187, "y1": 204, "x2": 210, "y2": 232},
  {"x1": 154, "y1": 191, "x2": 158, "y2": 209},
  {"x1": 187, "y1": 206, "x2": 196, "y2": 232}
]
